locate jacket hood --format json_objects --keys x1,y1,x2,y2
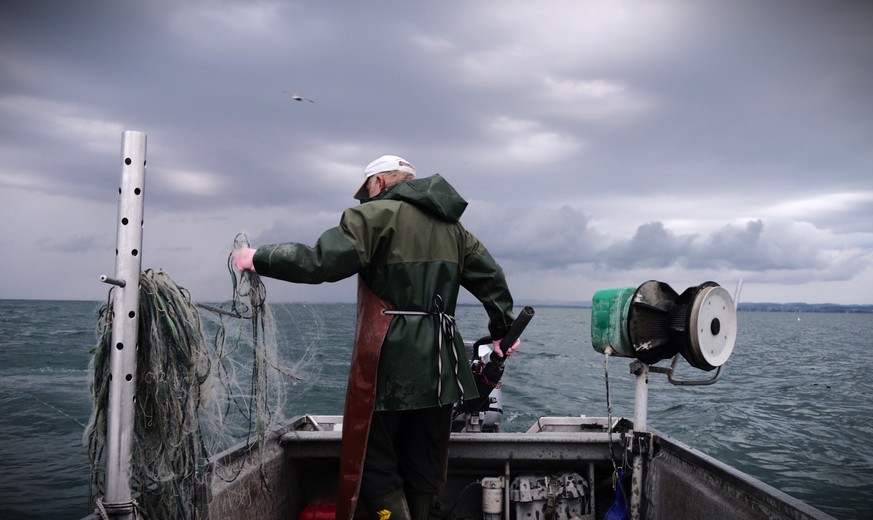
[{"x1": 371, "y1": 174, "x2": 468, "y2": 222}]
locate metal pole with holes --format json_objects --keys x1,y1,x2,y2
[
  {"x1": 629, "y1": 362, "x2": 649, "y2": 520},
  {"x1": 99, "y1": 130, "x2": 147, "y2": 519}
]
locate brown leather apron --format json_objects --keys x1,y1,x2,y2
[{"x1": 336, "y1": 278, "x2": 395, "y2": 520}]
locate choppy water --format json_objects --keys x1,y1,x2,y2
[{"x1": 0, "y1": 299, "x2": 871, "y2": 519}]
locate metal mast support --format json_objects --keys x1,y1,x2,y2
[
  {"x1": 629, "y1": 363, "x2": 650, "y2": 520},
  {"x1": 100, "y1": 130, "x2": 147, "y2": 519}
]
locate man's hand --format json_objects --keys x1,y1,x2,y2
[
  {"x1": 492, "y1": 338, "x2": 520, "y2": 358},
  {"x1": 232, "y1": 247, "x2": 257, "y2": 273}
]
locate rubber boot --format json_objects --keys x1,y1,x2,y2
[
  {"x1": 365, "y1": 489, "x2": 411, "y2": 520},
  {"x1": 406, "y1": 493, "x2": 434, "y2": 520}
]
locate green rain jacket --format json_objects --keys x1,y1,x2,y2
[{"x1": 252, "y1": 174, "x2": 515, "y2": 410}]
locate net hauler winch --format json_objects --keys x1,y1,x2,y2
[
  {"x1": 590, "y1": 280, "x2": 741, "y2": 520},
  {"x1": 591, "y1": 280, "x2": 739, "y2": 373}
]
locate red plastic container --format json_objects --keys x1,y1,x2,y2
[{"x1": 299, "y1": 496, "x2": 337, "y2": 520}]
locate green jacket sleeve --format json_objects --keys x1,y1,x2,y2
[
  {"x1": 460, "y1": 229, "x2": 515, "y2": 339},
  {"x1": 252, "y1": 226, "x2": 363, "y2": 284}
]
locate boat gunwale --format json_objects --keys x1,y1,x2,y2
[{"x1": 650, "y1": 427, "x2": 837, "y2": 520}]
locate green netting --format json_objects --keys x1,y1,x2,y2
[{"x1": 84, "y1": 235, "x2": 301, "y2": 519}]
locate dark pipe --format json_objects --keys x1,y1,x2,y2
[
  {"x1": 481, "y1": 306, "x2": 535, "y2": 385},
  {"x1": 491, "y1": 306, "x2": 536, "y2": 362},
  {"x1": 461, "y1": 306, "x2": 536, "y2": 414}
]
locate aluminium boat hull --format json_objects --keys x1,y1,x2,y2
[{"x1": 203, "y1": 415, "x2": 835, "y2": 520}]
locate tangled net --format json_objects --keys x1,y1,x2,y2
[{"x1": 84, "y1": 234, "x2": 301, "y2": 519}]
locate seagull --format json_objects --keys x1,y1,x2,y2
[{"x1": 282, "y1": 91, "x2": 314, "y2": 103}]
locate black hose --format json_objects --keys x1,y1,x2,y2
[{"x1": 490, "y1": 305, "x2": 535, "y2": 363}]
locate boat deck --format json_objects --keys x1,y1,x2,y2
[{"x1": 204, "y1": 415, "x2": 836, "y2": 520}]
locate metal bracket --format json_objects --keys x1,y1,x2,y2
[
  {"x1": 99, "y1": 275, "x2": 127, "y2": 287},
  {"x1": 631, "y1": 356, "x2": 725, "y2": 386},
  {"x1": 628, "y1": 431, "x2": 652, "y2": 456}
]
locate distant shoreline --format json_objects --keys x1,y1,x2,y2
[
  {"x1": 1, "y1": 299, "x2": 871, "y2": 313},
  {"x1": 462, "y1": 302, "x2": 873, "y2": 313},
  {"x1": 735, "y1": 302, "x2": 873, "y2": 313}
]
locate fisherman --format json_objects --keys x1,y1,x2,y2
[{"x1": 232, "y1": 155, "x2": 519, "y2": 520}]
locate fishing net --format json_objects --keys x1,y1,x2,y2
[{"x1": 84, "y1": 234, "x2": 308, "y2": 519}]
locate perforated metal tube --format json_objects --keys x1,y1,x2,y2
[{"x1": 102, "y1": 131, "x2": 146, "y2": 518}]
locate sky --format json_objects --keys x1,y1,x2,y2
[{"x1": 1, "y1": 0, "x2": 872, "y2": 306}]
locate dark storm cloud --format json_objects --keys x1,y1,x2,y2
[
  {"x1": 1, "y1": 0, "x2": 872, "y2": 303},
  {"x1": 600, "y1": 222, "x2": 695, "y2": 270}
]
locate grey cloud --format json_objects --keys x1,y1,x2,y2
[
  {"x1": 37, "y1": 235, "x2": 102, "y2": 254},
  {"x1": 474, "y1": 205, "x2": 603, "y2": 268},
  {"x1": 599, "y1": 222, "x2": 695, "y2": 270},
  {"x1": 2, "y1": 0, "x2": 872, "y2": 303}
]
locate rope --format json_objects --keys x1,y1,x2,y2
[
  {"x1": 604, "y1": 347, "x2": 620, "y2": 476},
  {"x1": 94, "y1": 497, "x2": 141, "y2": 520},
  {"x1": 603, "y1": 347, "x2": 630, "y2": 507}
]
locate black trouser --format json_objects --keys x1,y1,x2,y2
[{"x1": 360, "y1": 404, "x2": 453, "y2": 500}]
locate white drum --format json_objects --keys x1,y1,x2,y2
[{"x1": 686, "y1": 285, "x2": 737, "y2": 370}]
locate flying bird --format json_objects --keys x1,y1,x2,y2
[{"x1": 282, "y1": 91, "x2": 314, "y2": 103}]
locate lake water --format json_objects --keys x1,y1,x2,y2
[{"x1": 0, "y1": 299, "x2": 871, "y2": 519}]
